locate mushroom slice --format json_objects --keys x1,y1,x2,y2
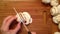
[
  {"x1": 16, "y1": 12, "x2": 32, "y2": 25},
  {"x1": 22, "y1": 12, "x2": 32, "y2": 25}
]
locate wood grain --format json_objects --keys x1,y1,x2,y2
[{"x1": 0, "y1": 0, "x2": 58, "y2": 34}]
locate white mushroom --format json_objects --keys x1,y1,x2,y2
[
  {"x1": 16, "y1": 12, "x2": 32, "y2": 25},
  {"x1": 42, "y1": 0, "x2": 51, "y2": 4},
  {"x1": 53, "y1": 14, "x2": 60, "y2": 24},
  {"x1": 50, "y1": 5, "x2": 60, "y2": 16},
  {"x1": 22, "y1": 12, "x2": 32, "y2": 25},
  {"x1": 54, "y1": 32, "x2": 60, "y2": 34},
  {"x1": 58, "y1": 23, "x2": 60, "y2": 30},
  {"x1": 50, "y1": 6, "x2": 58, "y2": 16},
  {"x1": 50, "y1": 0, "x2": 59, "y2": 6},
  {"x1": 57, "y1": 5, "x2": 60, "y2": 13}
]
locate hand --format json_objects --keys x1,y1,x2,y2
[
  {"x1": 0, "y1": 16, "x2": 36, "y2": 34},
  {"x1": 0, "y1": 16, "x2": 21, "y2": 34},
  {"x1": 31, "y1": 32, "x2": 36, "y2": 34}
]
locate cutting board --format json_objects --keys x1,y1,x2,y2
[{"x1": 0, "y1": 0, "x2": 58, "y2": 34}]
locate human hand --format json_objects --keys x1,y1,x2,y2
[
  {"x1": 31, "y1": 32, "x2": 36, "y2": 34},
  {"x1": 0, "y1": 16, "x2": 36, "y2": 34},
  {"x1": 0, "y1": 16, "x2": 21, "y2": 34}
]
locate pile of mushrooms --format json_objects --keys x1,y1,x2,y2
[{"x1": 42, "y1": 0, "x2": 60, "y2": 34}]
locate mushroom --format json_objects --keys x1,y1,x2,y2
[
  {"x1": 16, "y1": 12, "x2": 32, "y2": 25},
  {"x1": 50, "y1": 6, "x2": 58, "y2": 16},
  {"x1": 42, "y1": 0, "x2": 51, "y2": 4},
  {"x1": 53, "y1": 14, "x2": 60, "y2": 24},
  {"x1": 50, "y1": 5, "x2": 60, "y2": 16},
  {"x1": 57, "y1": 5, "x2": 60, "y2": 13},
  {"x1": 50, "y1": 0, "x2": 59, "y2": 6},
  {"x1": 58, "y1": 23, "x2": 60, "y2": 30},
  {"x1": 54, "y1": 32, "x2": 60, "y2": 34},
  {"x1": 22, "y1": 12, "x2": 32, "y2": 25}
]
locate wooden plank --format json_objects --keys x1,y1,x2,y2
[{"x1": 0, "y1": 1, "x2": 58, "y2": 34}]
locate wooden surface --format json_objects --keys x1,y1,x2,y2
[{"x1": 0, "y1": 0, "x2": 59, "y2": 34}]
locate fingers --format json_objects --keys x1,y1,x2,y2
[
  {"x1": 6, "y1": 16, "x2": 17, "y2": 28},
  {"x1": 1, "y1": 16, "x2": 13, "y2": 31},
  {"x1": 31, "y1": 32, "x2": 36, "y2": 34},
  {"x1": 3, "y1": 16, "x2": 12, "y2": 25},
  {"x1": 13, "y1": 22, "x2": 21, "y2": 33}
]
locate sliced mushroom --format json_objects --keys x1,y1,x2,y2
[
  {"x1": 16, "y1": 12, "x2": 32, "y2": 25},
  {"x1": 22, "y1": 12, "x2": 32, "y2": 25}
]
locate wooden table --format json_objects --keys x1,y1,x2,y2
[{"x1": 0, "y1": 0, "x2": 59, "y2": 34}]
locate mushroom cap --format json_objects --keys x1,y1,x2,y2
[
  {"x1": 54, "y1": 32, "x2": 60, "y2": 34},
  {"x1": 50, "y1": 0, "x2": 59, "y2": 6},
  {"x1": 58, "y1": 23, "x2": 60, "y2": 30},
  {"x1": 57, "y1": 5, "x2": 60, "y2": 13},
  {"x1": 53, "y1": 14, "x2": 60, "y2": 24},
  {"x1": 42, "y1": 0, "x2": 50, "y2": 4},
  {"x1": 50, "y1": 6, "x2": 58, "y2": 16}
]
